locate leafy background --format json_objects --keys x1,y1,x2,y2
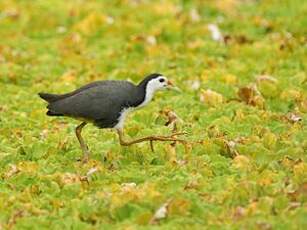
[{"x1": 0, "y1": 0, "x2": 306, "y2": 229}]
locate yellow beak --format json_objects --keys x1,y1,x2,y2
[{"x1": 167, "y1": 80, "x2": 181, "y2": 92}]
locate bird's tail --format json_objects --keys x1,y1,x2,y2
[
  {"x1": 46, "y1": 110, "x2": 63, "y2": 116},
  {"x1": 38, "y1": 92, "x2": 62, "y2": 103},
  {"x1": 38, "y1": 93, "x2": 64, "y2": 116}
]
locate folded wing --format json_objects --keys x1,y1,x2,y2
[{"x1": 41, "y1": 81, "x2": 139, "y2": 128}]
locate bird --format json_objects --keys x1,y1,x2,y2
[{"x1": 39, "y1": 73, "x2": 185, "y2": 162}]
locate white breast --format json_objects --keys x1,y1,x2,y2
[
  {"x1": 114, "y1": 107, "x2": 134, "y2": 130},
  {"x1": 136, "y1": 82, "x2": 156, "y2": 108},
  {"x1": 114, "y1": 81, "x2": 158, "y2": 130}
]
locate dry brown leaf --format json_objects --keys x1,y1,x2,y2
[
  {"x1": 60, "y1": 70, "x2": 77, "y2": 82},
  {"x1": 189, "y1": 8, "x2": 200, "y2": 22},
  {"x1": 74, "y1": 12, "x2": 108, "y2": 35},
  {"x1": 215, "y1": 0, "x2": 238, "y2": 13},
  {"x1": 207, "y1": 24, "x2": 223, "y2": 42},
  {"x1": 256, "y1": 221, "x2": 272, "y2": 230},
  {"x1": 253, "y1": 16, "x2": 273, "y2": 32},
  {"x1": 17, "y1": 161, "x2": 38, "y2": 173},
  {"x1": 4, "y1": 164, "x2": 20, "y2": 179},
  {"x1": 256, "y1": 75, "x2": 279, "y2": 98},
  {"x1": 223, "y1": 139, "x2": 239, "y2": 158},
  {"x1": 223, "y1": 34, "x2": 252, "y2": 45},
  {"x1": 0, "y1": 105, "x2": 8, "y2": 113},
  {"x1": 207, "y1": 125, "x2": 224, "y2": 138},
  {"x1": 222, "y1": 74, "x2": 237, "y2": 85},
  {"x1": 86, "y1": 167, "x2": 98, "y2": 177},
  {"x1": 149, "y1": 199, "x2": 172, "y2": 224},
  {"x1": 106, "y1": 16, "x2": 114, "y2": 25},
  {"x1": 1, "y1": 8, "x2": 20, "y2": 20},
  {"x1": 233, "y1": 155, "x2": 251, "y2": 170},
  {"x1": 120, "y1": 182, "x2": 137, "y2": 193},
  {"x1": 168, "y1": 198, "x2": 191, "y2": 216},
  {"x1": 233, "y1": 206, "x2": 246, "y2": 220},
  {"x1": 146, "y1": 44, "x2": 171, "y2": 57},
  {"x1": 280, "y1": 89, "x2": 301, "y2": 101},
  {"x1": 187, "y1": 39, "x2": 204, "y2": 50},
  {"x1": 56, "y1": 26, "x2": 67, "y2": 34},
  {"x1": 184, "y1": 178, "x2": 200, "y2": 190},
  {"x1": 263, "y1": 131, "x2": 278, "y2": 149},
  {"x1": 287, "y1": 183, "x2": 307, "y2": 201},
  {"x1": 287, "y1": 202, "x2": 301, "y2": 211},
  {"x1": 258, "y1": 175, "x2": 274, "y2": 186},
  {"x1": 238, "y1": 85, "x2": 265, "y2": 109},
  {"x1": 57, "y1": 173, "x2": 80, "y2": 186},
  {"x1": 59, "y1": 33, "x2": 84, "y2": 55},
  {"x1": 7, "y1": 210, "x2": 25, "y2": 229},
  {"x1": 130, "y1": 34, "x2": 157, "y2": 46},
  {"x1": 146, "y1": 35, "x2": 157, "y2": 46},
  {"x1": 293, "y1": 162, "x2": 306, "y2": 178},
  {"x1": 247, "y1": 200, "x2": 259, "y2": 215},
  {"x1": 186, "y1": 79, "x2": 200, "y2": 90},
  {"x1": 153, "y1": 2, "x2": 180, "y2": 16},
  {"x1": 238, "y1": 86, "x2": 256, "y2": 104},
  {"x1": 286, "y1": 113, "x2": 302, "y2": 123},
  {"x1": 200, "y1": 89, "x2": 224, "y2": 107},
  {"x1": 160, "y1": 108, "x2": 183, "y2": 132},
  {"x1": 109, "y1": 183, "x2": 159, "y2": 211},
  {"x1": 39, "y1": 129, "x2": 49, "y2": 139},
  {"x1": 80, "y1": 167, "x2": 99, "y2": 183}
]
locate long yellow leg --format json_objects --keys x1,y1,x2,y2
[{"x1": 75, "y1": 122, "x2": 89, "y2": 163}]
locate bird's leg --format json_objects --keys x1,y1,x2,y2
[
  {"x1": 75, "y1": 122, "x2": 89, "y2": 163},
  {"x1": 116, "y1": 129, "x2": 186, "y2": 150}
]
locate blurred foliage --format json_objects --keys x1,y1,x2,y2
[{"x1": 0, "y1": 0, "x2": 306, "y2": 229}]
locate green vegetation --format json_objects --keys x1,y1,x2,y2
[{"x1": 0, "y1": 0, "x2": 306, "y2": 229}]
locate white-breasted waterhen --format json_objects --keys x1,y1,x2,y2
[{"x1": 39, "y1": 73, "x2": 185, "y2": 162}]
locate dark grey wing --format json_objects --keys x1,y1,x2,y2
[
  {"x1": 48, "y1": 81, "x2": 139, "y2": 127},
  {"x1": 39, "y1": 81, "x2": 111, "y2": 103}
]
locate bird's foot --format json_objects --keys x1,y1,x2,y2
[
  {"x1": 147, "y1": 132, "x2": 187, "y2": 152},
  {"x1": 118, "y1": 130, "x2": 187, "y2": 152}
]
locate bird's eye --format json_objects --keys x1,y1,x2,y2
[{"x1": 159, "y1": 78, "x2": 165, "y2": 83}]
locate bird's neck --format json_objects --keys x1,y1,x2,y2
[{"x1": 136, "y1": 82, "x2": 156, "y2": 108}]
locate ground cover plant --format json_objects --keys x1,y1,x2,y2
[{"x1": 0, "y1": 0, "x2": 306, "y2": 229}]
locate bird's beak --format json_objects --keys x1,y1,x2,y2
[{"x1": 167, "y1": 80, "x2": 181, "y2": 92}]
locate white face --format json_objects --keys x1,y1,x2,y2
[
  {"x1": 147, "y1": 76, "x2": 168, "y2": 92},
  {"x1": 137, "y1": 75, "x2": 170, "y2": 108}
]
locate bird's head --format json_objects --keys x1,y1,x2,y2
[{"x1": 140, "y1": 73, "x2": 180, "y2": 93}]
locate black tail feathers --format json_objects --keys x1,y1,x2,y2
[
  {"x1": 38, "y1": 92, "x2": 62, "y2": 103},
  {"x1": 39, "y1": 93, "x2": 64, "y2": 117},
  {"x1": 46, "y1": 110, "x2": 63, "y2": 116}
]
